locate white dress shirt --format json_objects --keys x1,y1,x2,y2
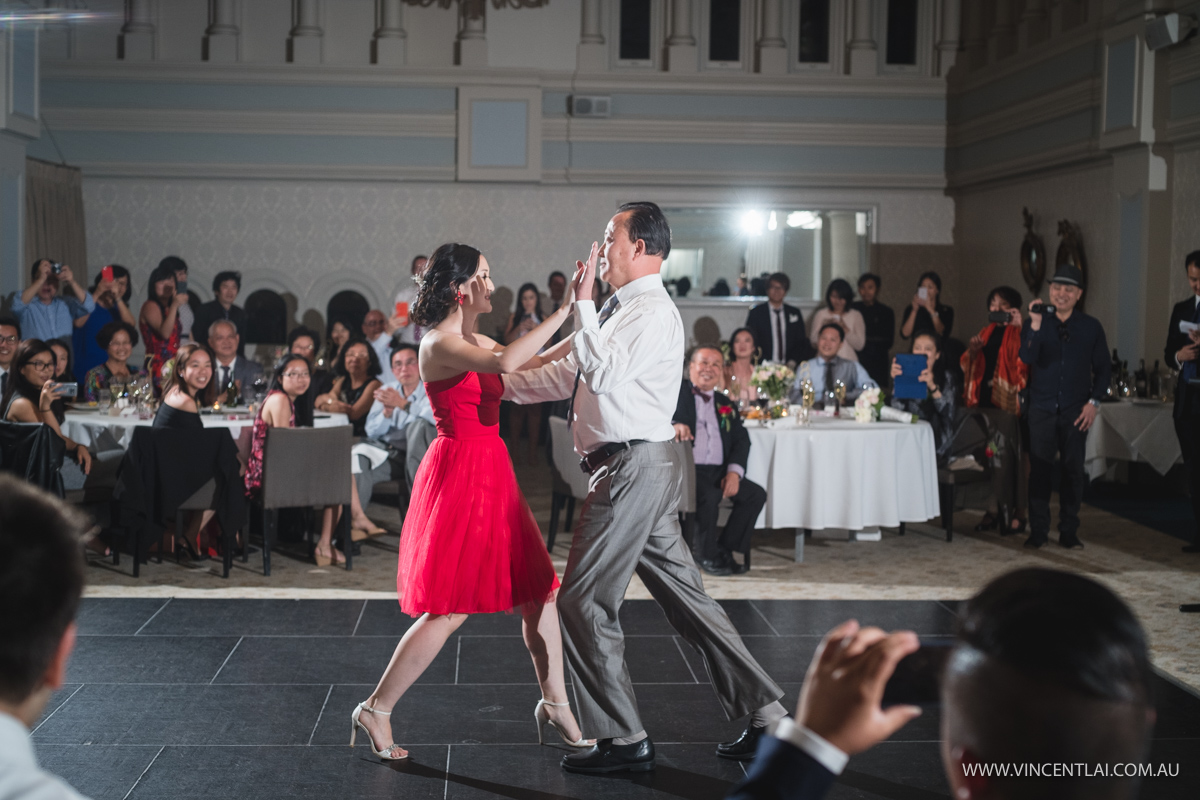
[
  {"x1": 0, "y1": 712, "x2": 91, "y2": 800},
  {"x1": 771, "y1": 717, "x2": 849, "y2": 776},
  {"x1": 394, "y1": 286, "x2": 422, "y2": 345},
  {"x1": 502, "y1": 273, "x2": 683, "y2": 456},
  {"x1": 367, "y1": 332, "x2": 394, "y2": 370},
  {"x1": 364, "y1": 379, "x2": 434, "y2": 444}
]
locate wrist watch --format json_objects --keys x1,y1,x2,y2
[{"x1": 1088, "y1": 398, "x2": 1100, "y2": 409}]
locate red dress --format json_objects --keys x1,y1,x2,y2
[{"x1": 397, "y1": 371, "x2": 559, "y2": 616}]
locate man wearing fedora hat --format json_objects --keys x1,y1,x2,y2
[{"x1": 1019, "y1": 263, "x2": 1110, "y2": 549}]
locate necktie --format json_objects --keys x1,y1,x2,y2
[
  {"x1": 692, "y1": 386, "x2": 712, "y2": 403},
  {"x1": 0, "y1": 372, "x2": 6, "y2": 395},
  {"x1": 222, "y1": 365, "x2": 231, "y2": 388},
  {"x1": 824, "y1": 358, "x2": 835, "y2": 401},
  {"x1": 568, "y1": 295, "x2": 621, "y2": 428},
  {"x1": 1185, "y1": 301, "x2": 1200, "y2": 382},
  {"x1": 774, "y1": 309, "x2": 785, "y2": 362}
]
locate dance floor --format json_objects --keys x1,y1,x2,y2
[{"x1": 35, "y1": 598, "x2": 1200, "y2": 800}]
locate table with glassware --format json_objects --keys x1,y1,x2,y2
[
  {"x1": 740, "y1": 413, "x2": 941, "y2": 561},
  {"x1": 1085, "y1": 398, "x2": 1181, "y2": 479}
]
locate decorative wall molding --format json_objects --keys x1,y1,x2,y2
[
  {"x1": 42, "y1": 108, "x2": 456, "y2": 138},
  {"x1": 539, "y1": 167, "x2": 948, "y2": 190},
  {"x1": 68, "y1": 162, "x2": 458, "y2": 181},
  {"x1": 948, "y1": 19, "x2": 1100, "y2": 93},
  {"x1": 948, "y1": 140, "x2": 1104, "y2": 192},
  {"x1": 542, "y1": 118, "x2": 945, "y2": 148},
  {"x1": 948, "y1": 80, "x2": 1099, "y2": 148}
]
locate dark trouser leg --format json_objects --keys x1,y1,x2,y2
[
  {"x1": 1027, "y1": 408, "x2": 1057, "y2": 540},
  {"x1": 693, "y1": 465, "x2": 724, "y2": 561},
  {"x1": 1056, "y1": 406, "x2": 1088, "y2": 539},
  {"x1": 718, "y1": 477, "x2": 767, "y2": 555},
  {"x1": 1175, "y1": 416, "x2": 1200, "y2": 543}
]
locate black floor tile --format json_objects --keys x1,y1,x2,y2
[
  {"x1": 138, "y1": 599, "x2": 366, "y2": 636},
  {"x1": 75, "y1": 598, "x2": 170, "y2": 635},
  {"x1": 32, "y1": 683, "x2": 331, "y2": 745},
  {"x1": 66, "y1": 635, "x2": 241, "y2": 684},
  {"x1": 674, "y1": 637, "x2": 712, "y2": 684},
  {"x1": 37, "y1": 745, "x2": 163, "y2": 800},
  {"x1": 352, "y1": 599, "x2": 421, "y2": 637},
  {"x1": 625, "y1": 636, "x2": 699, "y2": 685},
  {"x1": 616, "y1": 600, "x2": 778, "y2": 638},
  {"x1": 831, "y1": 741, "x2": 950, "y2": 799},
  {"x1": 215, "y1": 635, "x2": 455, "y2": 685},
  {"x1": 456, "y1": 636, "x2": 558, "y2": 685},
  {"x1": 128, "y1": 745, "x2": 448, "y2": 800},
  {"x1": 715, "y1": 600, "x2": 782, "y2": 636},
  {"x1": 751, "y1": 601, "x2": 960, "y2": 636},
  {"x1": 35, "y1": 684, "x2": 82, "y2": 729},
  {"x1": 631, "y1": 684, "x2": 751, "y2": 744},
  {"x1": 458, "y1": 611, "x2": 528, "y2": 636},
  {"x1": 742, "y1": 637, "x2": 822, "y2": 684},
  {"x1": 1151, "y1": 676, "x2": 1200, "y2": 738}
]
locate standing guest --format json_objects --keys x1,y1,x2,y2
[
  {"x1": 392, "y1": 255, "x2": 429, "y2": 345},
  {"x1": 11, "y1": 259, "x2": 95, "y2": 343},
  {"x1": 807, "y1": 279, "x2": 865, "y2": 362},
  {"x1": 314, "y1": 337, "x2": 382, "y2": 438},
  {"x1": 0, "y1": 475, "x2": 95, "y2": 800},
  {"x1": 745, "y1": 272, "x2": 812, "y2": 367},
  {"x1": 673, "y1": 346, "x2": 767, "y2": 576},
  {"x1": 900, "y1": 271, "x2": 953, "y2": 340},
  {"x1": 1166, "y1": 249, "x2": 1200, "y2": 554},
  {"x1": 790, "y1": 324, "x2": 876, "y2": 405},
  {"x1": 72, "y1": 264, "x2": 136, "y2": 378},
  {"x1": 287, "y1": 325, "x2": 322, "y2": 426},
  {"x1": 889, "y1": 332, "x2": 961, "y2": 464},
  {"x1": 138, "y1": 262, "x2": 186, "y2": 387},
  {"x1": 153, "y1": 343, "x2": 212, "y2": 430},
  {"x1": 962, "y1": 286, "x2": 1029, "y2": 534},
  {"x1": 542, "y1": 270, "x2": 568, "y2": 316},
  {"x1": 505, "y1": 283, "x2": 545, "y2": 461},
  {"x1": 320, "y1": 318, "x2": 353, "y2": 369},
  {"x1": 1019, "y1": 264, "x2": 1109, "y2": 550},
  {"x1": 362, "y1": 310, "x2": 395, "y2": 371},
  {"x1": 1, "y1": 340, "x2": 92, "y2": 475},
  {"x1": 83, "y1": 321, "x2": 146, "y2": 402},
  {"x1": 159, "y1": 256, "x2": 196, "y2": 344},
  {"x1": 723, "y1": 327, "x2": 760, "y2": 407},
  {"x1": 0, "y1": 315, "x2": 19, "y2": 396},
  {"x1": 208, "y1": 319, "x2": 263, "y2": 402},
  {"x1": 193, "y1": 271, "x2": 245, "y2": 354},
  {"x1": 366, "y1": 343, "x2": 434, "y2": 449},
  {"x1": 852, "y1": 273, "x2": 894, "y2": 388},
  {"x1": 47, "y1": 339, "x2": 75, "y2": 385}
]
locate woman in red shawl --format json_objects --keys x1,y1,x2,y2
[{"x1": 962, "y1": 286, "x2": 1029, "y2": 533}]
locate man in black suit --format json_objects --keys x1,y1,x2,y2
[
  {"x1": 745, "y1": 273, "x2": 813, "y2": 366},
  {"x1": 851, "y1": 273, "x2": 894, "y2": 389},
  {"x1": 727, "y1": 568, "x2": 1155, "y2": 800},
  {"x1": 673, "y1": 345, "x2": 767, "y2": 577},
  {"x1": 1166, "y1": 249, "x2": 1200, "y2": 554}
]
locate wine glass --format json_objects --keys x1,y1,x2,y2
[
  {"x1": 251, "y1": 375, "x2": 268, "y2": 405},
  {"x1": 800, "y1": 379, "x2": 815, "y2": 426}
]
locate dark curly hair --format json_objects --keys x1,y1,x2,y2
[
  {"x1": 410, "y1": 243, "x2": 482, "y2": 327},
  {"x1": 332, "y1": 336, "x2": 383, "y2": 386},
  {"x1": 96, "y1": 320, "x2": 140, "y2": 351}
]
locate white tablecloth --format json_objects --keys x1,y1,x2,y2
[
  {"x1": 1085, "y1": 399, "x2": 1181, "y2": 479},
  {"x1": 744, "y1": 417, "x2": 940, "y2": 530}
]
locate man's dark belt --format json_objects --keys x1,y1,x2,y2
[{"x1": 580, "y1": 440, "x2": 647, "y2": 474}]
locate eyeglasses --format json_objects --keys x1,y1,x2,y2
[
  {"x1": 292, "y1": 343, "x2": 315, "y2": 352},
  {"x1": 282, "y1": 371, "x2": 310, "y2": 379},
  {"x1": 0, "y1": 335, "x2": 18, "y2": 345},
  {"x1": 27, "y1": 359, "x2": 54, "y2": 371}
]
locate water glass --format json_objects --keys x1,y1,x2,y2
[{"x1": 97, "y1": 389, "x2": 111, "y2": 412}]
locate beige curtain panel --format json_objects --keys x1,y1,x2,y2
[{"x1": 24, "y1": 157, "x2": 87, "y2": 286}]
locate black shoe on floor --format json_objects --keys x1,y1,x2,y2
[
  {"x1": 1059, "y1": 536, "x2": 1085, "y2": 550},
  {"x1": 974, "y1": 513, "x2": 998, "y2": 532},
  {"x1": 1184, "y1": 543, "x2": 1200, "y2": 553},
  {"x1": 562, "y1": 738, "x2": 655, "y2": 774},
  {"x1": 1023, "y1": 536, "x2": 1047, "y2": 549},
  {"x1": 698, "y1": 559, "x2": 733, "y2": 576},
  {"x1": 717, "y1": 724, "x2": 766, "y2": 761},
  {"x1": 730, "y1": 561, "x2": 750, "y2": 575}
]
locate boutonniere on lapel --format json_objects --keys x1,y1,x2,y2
[
  {"x1": 788, "y1": 314, "x2": 799, "y2": 324},
  {"x1": 716, "y1": 403, "x2": 735, "y2": 432}
]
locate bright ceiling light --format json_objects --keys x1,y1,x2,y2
[
  {"x1": 767, "y1": 210, "x2": 778, "y2": 231},
  {"x1": 740, "y1": 210, "x2": 764, "y2": 235},
  {"x1": 786, "y1": 211, "x2": 823, "y2": 230}
]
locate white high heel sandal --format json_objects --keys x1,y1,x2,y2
[
  {"x1": 534, "y1": 699, "x2": 594, "y2": 748},
  {"x1": 350, "y1": 701, "x2": 408, "y2": 761}
]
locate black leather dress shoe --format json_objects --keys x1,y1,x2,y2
[
  {"x1": 561, "y1": 738, "x2": 655, "y2": 774},
  {"x1": 698, "y1": 559, "x2": 732, "y2": 576},
  {"x1": 730, "y1": 561, "x2": 750, "y2": 575},
  {"x1": 717, "y1": 724, "x2": 766, "y2": 761},
  {"x1": 1023, "y1": 536, "x2": 1047, "y2": 549},
  {"x1": 1183, "y1": 543, "x2": 1200, "y2": 553},
  {"x1": 1059, "y1": 536, "x2": 1084, "y2": 550}
]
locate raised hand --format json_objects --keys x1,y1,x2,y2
[{"x1": 570, "y1": 242, "x2": 598, "y2": 307}]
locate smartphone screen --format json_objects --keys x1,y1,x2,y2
[
  {"x1": 882, "y1": 640, "x2": 953, "y2": 707},
  {"x1": 53, "y1": 382, "x2": 79, "y2": 398},
  {"x1": 177, "y1": 279, "x2": 188, "y2": 296},
  {"x1": 101, "y1": 265, "x2": 114, "y2": 282},
  {"x1": 917, "y1": 287, "x2": 929, "y2": 300}
]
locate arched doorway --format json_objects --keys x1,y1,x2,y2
[
  {"x1": 244, "y1": 289, "x2": 287, "y2": 344},
  {"x1": 326, "y1": 290, "x2": 369, "y2": 340}
]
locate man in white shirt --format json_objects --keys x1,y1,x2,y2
[
  {"x1": 207, "y1": 320, "x2": 263, "y2": 401},
  {"x1": 365, "y1": 344, "x2": 434, "y2": 449},
  {"x1": 391, "y1": 255, "x2": 428, "y2": 345},
  {"x1": 0, "y1": 476, "x2": 92, "y2": 800},
  {"x1": 503, "y1": 202, "x2": 786, "y2": 775},
  {"x1": 0, "y1": 316, "x2": 18, "y2": 398},
  {"x1": 362, "y1": 310, "x2": 395, "y2": 368}
]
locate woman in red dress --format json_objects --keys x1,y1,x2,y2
[
  {"x1": 138, "y1": 262, "x2": 185, "y2": 389},
  {"x1": 351, "y1": 243, "x2": 591, "y2": 761}
]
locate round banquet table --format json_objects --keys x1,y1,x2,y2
[
  {"x1": 743, "y1": 415, "x2": 940, "y2": 532},
  {"x1": 63, "y1": 408, "x2": 350, "y2": 462}
]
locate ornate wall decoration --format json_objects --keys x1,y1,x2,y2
[
  {"x1": 1020, "y1": 207, "x2": 1046, "y2": 295},
  {"x1": 1056, "y1": 219, "x2": 1088, "y2": 290},
  {"x1": 403, "y1": 0, "x2": 548, "y2": 13}
]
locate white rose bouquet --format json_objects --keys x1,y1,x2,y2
[
  {"x1": 750, "y1": 362, "x2": 795, "y2": 403},
  {"x1": 853, "y1": 386, "x2": 882, "y2": 423}
]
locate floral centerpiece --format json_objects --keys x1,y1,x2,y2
[
  {"x1": 853, "y1": 386, "x2": 884, "y2": 423},
  {"x1": 751, "y1": 362, "x2": 795, "y2": 419}
]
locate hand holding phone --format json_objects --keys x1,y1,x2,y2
[
  {"x1": 394, "y1": 301, "x2": 409, "y2": 325},
  {"x1": 52, "y1": 382, "x2": 78, "y2": 398}
]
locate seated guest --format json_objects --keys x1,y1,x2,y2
[
  {"x1": 0, "y1": 315, "x2": 18, "y2": 395},
  {"x1": 287, "y1": 325, "x2": 322, "y2": 427},
  {"x1": 319, "y1": 317, "x2": 352, "y2": 369},
  {"x1": 963, "y1": 286, "x2": 1028, "y2": 534},
  {"x1": 82, "y1": 321, "x2": 147, "y2": 402},
  {"x1": 72, "y1": 264, "x2": 135, "y2": 378},
  {"x1": 47, "y1": 339, "x2": 75, "y2": 386},
  {"x1": 790, "y1": 324, "x2": 875, "y2": 406},
  {"x1": 852, "y1": 273, "x2": 895, "y2": 388},
  {"x1": 723, "y1": 327, "x2": 760, "y2": 407},
  {"x1": 807, "y1": 279, "x2": 865, "y2": 362},
  {"x1": 207, "y1": 319, "x2": 263, "y2": 401},
  {"x1": 138, "y1": 262, "x2": 185, "y2": 388},
  {"x1": 728, "y1": 568, "x2": 1155, "y2": 800},
  {"x1": 504, "y1": 283, "x2": 545, "y2": 462},
  {"x1": 0, "y1": 475, "x2": 94, "y2": 800},
  {"x1": 192, "y1": 270, "x2": 245, "y2": 353},
  {"x1": 673, "y1": 346, "x2": 767, "y2": 577},
  {"x1": 362, "y1": 310, "x2": 395, "y2": 371},
  {"x1": 245, "y1": 354, "x2": 348, "y2": 567},
  {"x1": 890, "y1": 332, "x2": 961, "y2": 464},
  {"x1": 365, "y1": 344, "x2": 434, "y2": 450},
  {"x1": 314, "y1": 337, "x2": 382, "y2": 437},
  {"x1": 11, "y1": 259, "x2": 95, "y2": 343},
  {"x1": 900, "y1": 270, "x2": 954, "y2": 340},
  {"x1": 153, "y1": 343, "x2": 212, "y2": 430},
  {"x1": 745, "y1": 272, "x2": 813, "y2": 366},
  {"x1": 2, "y1": 339, "x2": 92, "y2": 476}
]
